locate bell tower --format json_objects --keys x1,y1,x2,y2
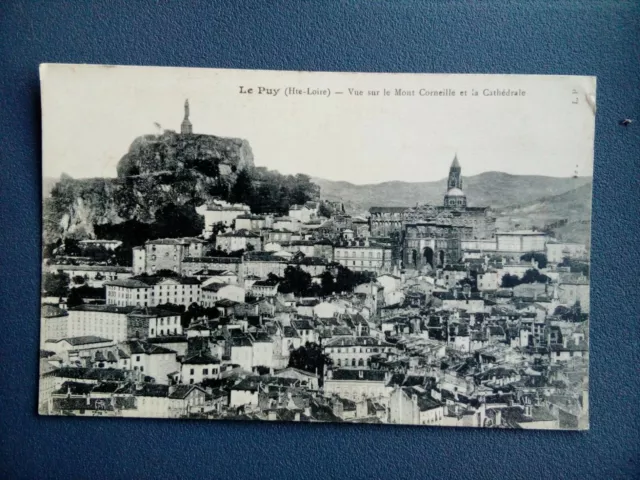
[
  {"x1": 181, "y1": 99, "x2": 193, "y2": 134},
  {"x1": 444, "y1": 154, "x2": 467, "y2": 208},
  {"x1": 447, "y1": 153, "x2": 462, "y2": 189}
]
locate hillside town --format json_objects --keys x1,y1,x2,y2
[{"x1": 39, "y1": 103, "x2": 590, "y2": 429}]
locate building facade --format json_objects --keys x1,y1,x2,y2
[
  {"x1": 142, "y1": 237, "x2": 206, "y2": 275},
  {"x1": 333, "y1": 240, "x2": 393, "y2": 274}
]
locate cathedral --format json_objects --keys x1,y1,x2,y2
[
  {"x1": 401, "y1": 155, "x2": 496, "y2": 269},
  {"x1": 369, "y1": 155, "x2": 496, "y2": 270}
]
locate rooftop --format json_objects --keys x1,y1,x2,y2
[
  {"x1": 369, "y1": 207, "x2": 408, "y2": 214},
  {"x1": 54, "y1": 336, "x2": 112, "y2": 346},
  {"x1": 328, "y1": 369, "x2": 388, "y2": 382},
  {"x1": 182, "y1": 351, "x2": 221, "y2": 365},
  {"x1": 218, "y1": 229, "x2": 260, "y2": 238},
  {"x1": 146, "y1": 237, "x2": 207, "y2": 245},
  {"x1": 183, "y1": 256, "x2": 242, "y2": 264}
]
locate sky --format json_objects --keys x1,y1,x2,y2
[{"x1": 41, "y1": 64, "x2": 596, "y2": 184}]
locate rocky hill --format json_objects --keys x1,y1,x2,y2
[
  {"x1": 43, "y1": 131, "x2": 254, "y2": 242},
  {"x1": 312, "y1": 172, "x2": 592, "y2": 212}
]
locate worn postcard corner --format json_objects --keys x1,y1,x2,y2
[{"x1": 39, "y1": 65, "x2": 592, "y2": 430}]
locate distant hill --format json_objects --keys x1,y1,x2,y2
[
  {"x1": 312, "y1": 172, "x2": 592, "y2": 213},
  {"x1": 495, "y1": 182, "x2": 593, "y2": 244}
]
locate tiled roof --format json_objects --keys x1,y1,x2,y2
[
  {"x1": 69, "y1": 304, "x2": 136, "y2": 314},
  {"x1": 183, "y1": 256, "x2": 242, "y2": 264},
  {"x1": 54, "y1": 367, "x2": 127, "y2": 381},
  {"x1": 324, "y1": 336, "x2": 391, "y2": 348},
  {"x1": 58, "y1": 336, "x2": 112, "y2": 346},
  {"x1": 193, "y1": 269, "x2": 229, "y2": 276},
  {"x1": 104, "y1": 278, "x2": 153, "y2": 288},
  {"x1": 218, "y1": 229, "x2": 260, "y2": 238},
  {"x1": 134, "y1": 384, "x2": 170, "y2": 397},
  {"x1": 328, "y1": 369, "x2": 387, "y2": 382},
  {"x1": 182, "y1": 351, "x2": 220, "y2": 365},
  {"x1": 41, "y1": 304, "x2": 68, "y2": 318},
  {"x1": 168, "y1": 385, "x2": 206, "y2": 399},
  {"x1": 127, "y1": 306, "x2": 179, "y2": 318},
  {"x1": 146, "y1": 237, "x2": 207, "y2": 245},
  {"x1": 244, "y1": 252, "x2": 285, "y2": 263},
  {"x1": 231, "y1": 336, "x2": 253, "y2": 347},
  {"x1": 50, "y1": 264, "x2": 132, "y2": 273},
  {"x1": 283, "y1": 326, "x2": 299, "y2": 338},
  {"x1": 127, "y1": 341, "x2": 176, "y2": 355},
  {"x1": 291, "y1": 319, "x2": 314, "y2": 331}
]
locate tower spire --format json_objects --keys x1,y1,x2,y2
[
  {"x1": 181, "y1": 99, "x2": 193, "y2": 134},
  {"x1": 451, "y1": 152, "x2": 460, "y2": 169}
]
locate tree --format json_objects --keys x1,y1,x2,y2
[
  {"x1": 320, "y1": 270, "x2": 335, "y2": 296},
  {"x1": 520, "y1": 252, "x2": 548, "y2": 269},
  {"x1": 558, "y1": 257, "x2": 589, "y2": 277},
  {"x1": 500, "y1": 273, "x2": 520, "y2": 288},
  {"x1": 66, "y1": 288, "x2": 84, "y2": 308},
  {"x1": 74, "y1": 285, "x2": 105, "y2": 299},
  {"x1": 62, "y1": 238, "x2": 81, "y2": 256},
  {"x1": 334, "y1": 265, "x2": 377, "y2": 293},
  {"x1": 111, "y1": 245, "x2": 133, "y2": 266},
  {"x1": 42, "y1": 272, "x2": 70, "y2": 297},
  {"x1": 318, "y1": 202, "x2": 333, "y2": 218},
  {"x1": 154, "y1": 202, "x2": 203, "y2": 238},
  {"x1": 230, "y1": 168, "x2": 253, "y2": 205},
  {"x1": 203, "y1": 306, "x2": 220, "y2": 319},
  {"x1": 520, "y1": 269, "x2": 550, "y2": 284},
  {"x1": 288, "y1": 342, "x2": 332, "y2": 380},
  {"x1": 279, "y1": 266, "x2": 312, "y2": 296}
]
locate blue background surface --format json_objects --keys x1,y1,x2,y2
[{"x1": 1, "y1": 1, "x2": 639, "y2": 479}]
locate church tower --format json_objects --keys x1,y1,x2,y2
[
  {"x1": 181, "y1": 99, "x2": 193, "y2": 134},
  {"x1": 444, "y1": 154, "x2": 467, "y2": 208},
  {"x1": 447, "y1": 153, "x2": 462, "y2": 189}
]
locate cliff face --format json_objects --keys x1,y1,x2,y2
[{"x1": 43, "y1": 131, "x2": 254, "y2": 242}]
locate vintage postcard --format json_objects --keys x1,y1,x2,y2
[{"x1": 39, "y1": 64, "x2": 594, "y2": 429}]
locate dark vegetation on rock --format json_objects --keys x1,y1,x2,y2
[{"x1": 43, "y1": 132, "x2": 319, "y2": 252}]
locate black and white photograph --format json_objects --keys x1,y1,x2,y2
[{"x1": 39, "y1": 64, "x2": 594, "y2": 429}]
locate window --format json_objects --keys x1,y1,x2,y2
[
  {"x1": 203, "y1": 369, "x2": 209, "y2": 375},
  {"x1": 190, "y1": 368, "x2": 195, "y2": 375},
  {"x1": 140, "y1": 366, "x2": 144, "y2": 372},
  {"x1": 136, "y1": 356, "x2": 140, "y2": 362}
]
